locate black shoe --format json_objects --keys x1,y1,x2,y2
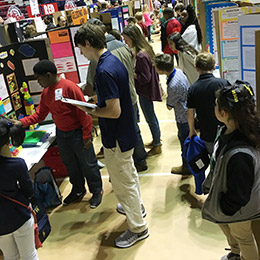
[
  {"x1": 90, "y1": 191, "x2": 103, "y2": 209},
  {"x1": 221, "y1": 252, "x2": 241, "y2": 260},
  {"x1": 63, "y1": 190, "x2": 86, "y2": 206},
  {"x1": 135, "y1": 161, "x2": 148, "y2": 172}
]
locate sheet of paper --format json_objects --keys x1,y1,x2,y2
[
  {"x1": 243, "y1": 70, "x2": 256, "y2": 94},
  {"x1": 28, "y1": 80, "x2": 42, "y2": 93},
  {"x1": 31, "y1": 94, "x2": 41, "y2": 104},
  {"x1": 50, "y1": 42, "x2": 73, "y2": 59},
  {"x1": 3, "y1": 98, "x2": 12, "y2": 113},
  {"x1": 73, "y1": 45, "x2": 89, "y2": 66},
  {"x1": 61, "y1": 97, "x2": 97, "y2": 108},
  {"x1": 54, "y1": 56, "x2": 77, "y2": 74},
  {"x1": 111, "y1": 18, "x2": 119, "y2": 30},
  {"x1": 134, "y1": 1, "x2": 140, "y2": 9},
  {"x1": 242, "y1": 46, "x2": 255, "y2": 70},
  {"x1": 22, "y1": 58, "x2": 40, "y2": 76},
  {"x1": 0, "y1": 74, "x2": 9, "y2": 99}
]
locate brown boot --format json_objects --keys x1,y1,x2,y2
[
  {"x1": 147, "y1": 145, "x2": 162, "y2": 157},
  {"x1": 171, "y1": 166, "x2": 192, "y2": 175}
]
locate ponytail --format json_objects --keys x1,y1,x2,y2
[{"x1": 0, "y1": 116, "x2": 25, "y2": 148}]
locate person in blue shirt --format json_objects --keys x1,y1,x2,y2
[
  {"x1": 74, "y1": 23, "x2": 149, "y2": 248},
  {"x1": 0, "y1": 116, "x2": 39, "y2": 260},
  {"x1": 154, "y1": 53, "x2": 191, "y2": 175}
]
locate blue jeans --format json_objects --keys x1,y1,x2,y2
[
  {"x1": 139, "y1": 96, "x2": 161, "y2": 147},
  {"x1": 132, "y1": 103, "x2": 147, "y2": 164},
  {"x1": 177, "y1": 122, "x2": 189, "y2": 168},
  {"x1": 56, "y1": 127, "x2": 102, "y2": 195}
]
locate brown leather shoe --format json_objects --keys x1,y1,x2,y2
[
  {"x1": 171, "y1": 166, "x2": 192, "y2": 175},
  {"x1": 147, "y1": 145, "x2": 162, "y2": 157},
  {"x1": 144, "y1": 141, "x2": 154, "y2": 149}
]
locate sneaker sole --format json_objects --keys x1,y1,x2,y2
[
  {"x1": 117, "y1": 208, "x2": 147, "y2": 218},
  {"x1": 115, "y1": 231, "x2": 150, "y2": 248},
  {"x1": 90, "y1": 202, "x2": 102, "y2": 209}
]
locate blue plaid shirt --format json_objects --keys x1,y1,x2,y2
[{"x1": 166, "y1": 68, "x2": 189, "y2": 123}]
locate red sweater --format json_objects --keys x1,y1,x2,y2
[
  {"x1": 163, "y1": 18, "x2": 182, "y2": 55},
  {"x1": 20, "y1": 78, "x2": 92, "y2": 140}
]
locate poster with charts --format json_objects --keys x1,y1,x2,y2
[{"x1": 217, "y1": 6, "x2": 260, "y2": 83}]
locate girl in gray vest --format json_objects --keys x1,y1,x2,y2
[{"x1": 202, "y1": 80, "x2": 260, "y2": 260}]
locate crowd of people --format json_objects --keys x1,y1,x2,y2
[{"x1": 1, "y1": 1, "x2": 260, "y2": 260}]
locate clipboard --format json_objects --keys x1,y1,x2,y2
[{"x1": 61, "y1": 97, "x2": 97, "y2": 109}]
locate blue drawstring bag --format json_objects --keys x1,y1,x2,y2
[
  {"x1": 34, "y1": 167, "x2": 62, "y2": 208},
  {"x1": 183, "y1": 135, "x2": 210, "y2": 195}
]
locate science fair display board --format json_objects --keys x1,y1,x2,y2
[
  {"x1": 0, "y1": 39, "x2": 51, "y2": 119},
  {"x1": 238, "y1": 13, "x2": 260, "y2": 96},
  {"x1": 214, "y1": 6, "x2": 260, "y2": 84}
]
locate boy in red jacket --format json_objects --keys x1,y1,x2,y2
[{"x1": 13, "y1": 60, "x2": 103, "y2": 208}]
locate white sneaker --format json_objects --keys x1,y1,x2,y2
[
  {"x1": 116, "y1": 203, "x2": 146, "y2": 218},
  {"x1": 115, "y1": 228, "x2": 149, "y2": 248}
]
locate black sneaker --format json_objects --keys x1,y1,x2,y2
[
  {"x1": 221, "y1": 252, "x2": 241, "y2": 260},
  {"x1": 63, "y1": 191, "x2": 86, "y2": 206},
  {"x1": 117, "y1": 203, "x2": 146, "y2": 218},
  {"x1": 135, "y1": 161, "x2": 148, "y2": 173},
  {"x1": 90, "y1": 191, "x2": 103, "y2": 209},
  {"x1": 115, "y1": 228, "x2": 149, "y2": 248}
]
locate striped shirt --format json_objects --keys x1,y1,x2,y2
[{"x1": 166, "y1": 68, "x2": 189, "y2": 123}]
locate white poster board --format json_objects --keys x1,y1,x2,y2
[{"x1": 238, "y1": 13, "x2": 260, "y2": 95}]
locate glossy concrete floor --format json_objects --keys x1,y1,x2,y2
[{"x1": 1, "y1": 33, "x2": 260, "y2": 260}]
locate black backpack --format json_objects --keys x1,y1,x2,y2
[{"x1": 34, "y1": 167, "x2": 62, "y2": 209}]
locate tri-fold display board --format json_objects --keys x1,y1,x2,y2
[{"x1": 0, "y1": 39, "x2": 51, "y2": 119}]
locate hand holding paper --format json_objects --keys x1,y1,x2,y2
[{"x1": 60, "y1": 96, "x2": 97, "y2": 114}]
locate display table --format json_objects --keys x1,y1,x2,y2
[{"x1": 19, "y1": 123, "x2": 56, "y2": 170}]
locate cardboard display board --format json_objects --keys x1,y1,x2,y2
[
  {"x1": 0, "y1": 39, "x2": 51, "y2": 118},
  {"x1": 214, "y1": 6, "x2": 260, "y2": 84},
  {"x1": 256, "y1": 30, "x2": 260, "y2": 113},
  {"x1": 238, "y1": 13, "x2": 260, "y2": 97},
  {"x1": 101, "y1": 7, "x2": 125, "y2": 32}
]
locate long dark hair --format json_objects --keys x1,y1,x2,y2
[
  {"x1": 216, "y1": 80, "x2": 260, "y2": 148},
  {"x1": 0, "y1": 116, "x2": 25, "y2": 149},
  {"x1": 122, "y1": 25, "x2": 155, "y2": 60},
  {"x1": 168, "y1": 32, "x2": 198, "y2": 55},
  {"x1": 180, "y1": 5, "x2": 202, "y2": 45}
]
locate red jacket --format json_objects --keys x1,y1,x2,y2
[
  {"x1": 20, "y1": 78, "x2": 92, "y2": 140},
  {"x1": 163, "y1": 18, "x2": 182, "y2": 55}
]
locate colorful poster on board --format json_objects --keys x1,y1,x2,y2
[
  {"x1": 204, "y1": 0, "x2": 237, "y2": 67},
  {"x1": 71, "y1": 8, "x2": 88, "y2": 25},
  {"x1": 218, "y1": 6, "x2": 260, "y2": 83},
  {"x1": 11, "y1": 91, "x2": 22, "y2": 111},
  {"x1": 6, "y1": 73, "x2": 18, "y2": 94}
]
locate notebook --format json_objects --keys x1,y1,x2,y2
[{"x1": 22, "y1": 130, "x2": 50, "y2": 147}]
